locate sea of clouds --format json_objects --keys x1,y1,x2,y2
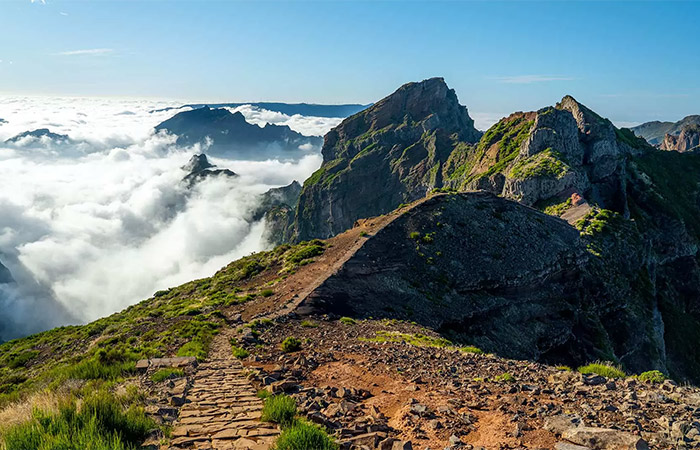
[{"x1": 0, "y1": 97, "x2": 339, "y2": 340}]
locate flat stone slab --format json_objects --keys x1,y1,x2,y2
[{"x1": 136, "y1": 356, "x2": 197, "y2": 370}]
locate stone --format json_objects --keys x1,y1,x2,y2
[{"x1": 562, "y1": 427, "x2": 649, "y2": 450}]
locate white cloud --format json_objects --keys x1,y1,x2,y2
[
  {"x1": 60, "y1": 12, "x2": 69, "y2": 16},
  {"x1": 0, "y1": 96, "x2": 325, "y2": 339},
  {"x1": 228, "y1": 104, "x2": 342, "y2": 137},
  {"x1": 55, "y1": 48, "x2": 114, "y2": 56},
  {"x1": 493, "y1": 75, "x2": 576, "y2": 84}
]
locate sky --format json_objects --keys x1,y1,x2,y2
[{"x1": 1, "y1": 0, "x2": 699, "y2": 126}]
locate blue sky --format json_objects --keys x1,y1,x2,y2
[{"x1": 1, "y1": 0, "x2": 698, "y2": 126}]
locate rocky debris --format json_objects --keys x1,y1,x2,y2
[
  {"x1": 294, "y1": 77, "x2": 482, "y2": 241},
  {"x1": 660, "y1": 124, "x2": 700, "y2": 152},
  {"x1": 237, "y1": 317, "x2": 700, "y2": 449},
  {"x1": 181, "y1": 153, "x2": 237, "y2": 187},
  {"x1": 155, "y1": 106, "x2": 321, "y2": 159},
  {"x1": 4, "y1": 128, "x2": 70, "y2": 144}
]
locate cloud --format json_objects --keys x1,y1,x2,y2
[
  {"x1": 55, "y1": 48, "x2": 114, "y2": 56},
  {"x1": 228, "y1": 104, "x2": 343, "y2": 137},
  {"x1": 0, "y1": 96, "x2": 326, "y2": 339},
  {"x1": 30, "y1": 0, "x2": 46, "y2": 4},
  {"x1": 493, "y1": 75, "x2": 576, "y2": 84},
  {"x1": 60, "y1": 12, "x2": 69, "y2": 16}
]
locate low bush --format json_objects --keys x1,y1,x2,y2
[
  {"x1": 577, "y1": 362, "x2": 626, "y2": 379},
  {"x1": 272, "y1": 420, "x2": 338, "y2": 450},
  {"x1": 638, "y1": 370, "x2": 666, "y2": 383},
  {"x1": 261, "y1": 395, "x2": 297, "y2": 427},
  {"x1": 150, "y1": 368, "x2": 184, "y2": 383},
  {"x1": 280, "y1": 337, "x2": 302, "y2": 353}
]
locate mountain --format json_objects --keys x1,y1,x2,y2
[
  {"x1": 152, "y1": 102, "x2": 370, "y2": 118},
  {"x1": 632, "y1": 115, "x2": 700, "y2": 145},
  {"x1": 294, "y1": 77, "x2": 482, "y2": 241},
  {"x1": 660, "y1": 123, "x2": 700, "y2": 152},
  {"x1": 253, "y1": 181, "x2": 302, "y2": 245},
  {"x1": 180, "y1": 153, "x2": 237, "y2": 187},
  {"x1": 155, "y1": 107, "x2": 322, "y2": 160},
  {"x1": 4, "y1": 128, "x2": 70, "y2": 144},
  {"x1": 0, "y1": 261, "x2": 13, "y2": 285}
]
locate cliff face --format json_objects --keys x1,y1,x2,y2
[
  {"x1": 303, "y1": 192, "x2": 674, "y2": 376},
  {"x1": 293, "y1": 78, "x2": 481, "y2": 241},
  {"x1": 660, "y1": 124, "x2": 700, "y2": 152}
]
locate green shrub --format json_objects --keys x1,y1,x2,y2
[
  {"x1": 286, "y1": 244, "x2": 324, "y2": 264},
  {"x1": 260, "y1": 289, "x2": 275, "y2": 297},
  {"x1": 556, "y1": 365, "x2": 573, "y2": 372},
  {"x1": 66, "y1": 358, "x2": 136, "y2": 381},
  {"x1": 150, "y1": 368, "x2": 184, "y2": 383},
  {"x1": 495, "y1": 372, "x2": 515, "y2": 382},
  {"x1": 638, "y1": 370, "x2": 666, "y2": 383},
  {"x1": 2, "y1": 391, "x2": 154, "y2": 450},
  {"x1": 577, "y1": 362, "x2": 626, "y2": 379},
  {"x1": 300, "y1": 320, "x2": 318, "y2": 328},
  {"x1": 231, "y1": 343, "x2": 249, "y2": 359},
  {"x1": 280, "y1": 337, "x2": 302, "y2": 353},
  {"x1": 261, "y1": 395, "x2": 297, "y2": 427},
  {"x1": 257, "y1": 390, "x2": 271, "y2": 399},
  {"x1": 339, "y1": 317, "x2": 356, "y2": 325},
  {"x1": 409, "y1": 232, "x2": 420, "y2": 240},
  {"x1": 272, "y1": 420, "x2": 338, "y2": 450}
]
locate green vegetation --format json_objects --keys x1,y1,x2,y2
[
  {"x1": 537, "y1": 197, "x2": 573, "y2": 216},
  {"x1": 577, "y1": 362, "x2": 626, "y2": 379},
  {"x1": 409, "y1": 231, "x2": 420, "y2": 240},
  {"x1": 458, "y1": 346, "x2": 484, "y2": 355},
  {"x1": 272, "y1": 420, "x2": 338, "y2": 450},
  {"x1": 256, "y1": 390, "x2": 271, "y2": 399},
  {"x1": 280, "y1": 337, "x2": 302, "y2": 353},
  {"x1": 261, "y1": 394, "x2": 297, "y2": 427},
  {"x1": 300, "y1": 320, "x2": 318, "y2": 328},
  {"x1": 509, "y1": 148, "x2": 569, "y2": 180},
  {"x1": 260, "y1": 289, "x2": 275, "y2": 297},
  {"x1": 360, "y1": 330, "x2": 483, "y2": 356},
  {"x1": 150, "y1": 368, "x2": 184, "y2": 383},
  {"x1": 495, "y1": 372, "x2": 515, "y2": 383},
  {"x1": 615, "y1": 127, "x2": 652, "y2": 150},
  {"x1": 638, "y1": 370, "x2": 666, "y2": 383},
  {"x1": 575, "y1": 209, "x2": 623, "y2": 236},
  {"x1": 2, "y1": 391, "x2": 154, "y2": 450},
  {"x1": 556, "y1": 365, "x2": 573, "y2": 372},
  {"x1": 230, "y1": 339, "x2": 250, "y2": 359},
  {"x1": 339, "y1": 317, "x2": 357, "y2": 325}
]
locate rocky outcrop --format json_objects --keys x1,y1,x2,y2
[
  {"x1": 4, "y1": 128, "x2": 70, "y2": 144},
  {"x1": 294, "y1": 77, "x2": 482, "y2": 241},
  {"x1": 300, "y1": 192, "x2": 670, "y2": 375},
  {"x1": 181, "y1": 153, "x2": 237, "y2": 187},
  {"x1": 253, "y1": 181, "x2": 303, "y2": 245},
  {"x1": 660, "y1": 124, "x2": 700, "y2": 152},
  {"x1": 155, "y1": 107, "x2": 321, "y2": 159},
  {"x1": 632, "y1": 115, "x2": 700, "y2": 146}
]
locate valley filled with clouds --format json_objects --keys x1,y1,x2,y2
[{"x1": 0, "y1": 97, "x2": 333, "y2": 340}]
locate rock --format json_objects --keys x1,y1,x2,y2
[
  {"x1": 583, "y1": 375, "x2": 607, "y2": 386},
  {"x1": 544, "y1": 414, "x2": 583, "y2": 435},
  {"x1": 181, "y1": 153, "x2": 237, "y2": 187},
  {"x1": 562, "y1": 427, "x2": 649, "y2": 450},
  {"x1": 555, "y1": 443, "x2": 592, "y2": 450}
]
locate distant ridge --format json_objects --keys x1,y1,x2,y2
[{"x1": 151, "y1": 102, "x2": 371, "y2": 118}]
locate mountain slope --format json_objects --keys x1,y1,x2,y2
[
  {"x1": 293, "y1": 77, "x2": 482, "y2": 241},
  {"x1": 632, "y1": 114, "x2": 700, "y2": 145},
  {"x1": 155, "y1": 107, "x2": 322, "y2": 159}
]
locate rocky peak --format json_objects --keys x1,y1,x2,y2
[
  {"x1": 294, "y1": 78, "x2": 482, "y2": 241},
  {"x1": 0, "y1": 260, "x2": 14, "y2": 285},
  {"x1": 661, "y1": 124, "x2": 700, "y2": 152},
  {"x1": 182, "y1": 154, "x2": 214, "y2": 173}
]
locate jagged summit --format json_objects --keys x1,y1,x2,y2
[
  {"x1": 4, "y1": 128, "x2": 70, "y2": 144},
  {"x1": 294, "y1": 78, "x2": 482, "y2": 241},
  {"x1": 632, "y1": 114, "x2": 700, "y2": 145},
  {"x1": 182, "y1": 153, "x2": 214, "y2": 173}
]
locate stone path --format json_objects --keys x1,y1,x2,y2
[{"x1": 168, "y1": 333, "x2": 279, "y2": 450}]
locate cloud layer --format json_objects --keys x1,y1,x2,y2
[{"x1": 0, "y1": 97, "x2": 331, "y2": 339}]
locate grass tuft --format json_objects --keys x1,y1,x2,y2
[
  {"x1": 339, "y1": 317, "x2": 357, "y2": 325},
  {"x1": 577, "y1": 362, "x2": 626, "y2": 379},
  {"x1": 280, "y1": 337, "x2": 302, "y2": 353},
  {"x1": 495, "y1": 372, "x2": 515, "y2": 383},
  {"x1": 150, "y1": 368, "x2": 184, "y2": 383},
  {"x1": 638, "y1": 370, "x2": 666, "y2": 383},
  {"x1": 272, "y1": 420, "x2": 338, "y2": 450},
  {"x1": 261, "y1": 395, "x2": 297, "y2": 427}
]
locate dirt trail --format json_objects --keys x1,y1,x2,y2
[
  {"x1": 167, "y1": 331, "x2": 279, "y2": 450},
  {"x1": 244, "y1": 195, "x2": 440, "y2": 321}
]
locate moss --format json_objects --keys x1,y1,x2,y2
[{"x1": 509, "y1": 148, "x2": 569, "y2": 180}]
